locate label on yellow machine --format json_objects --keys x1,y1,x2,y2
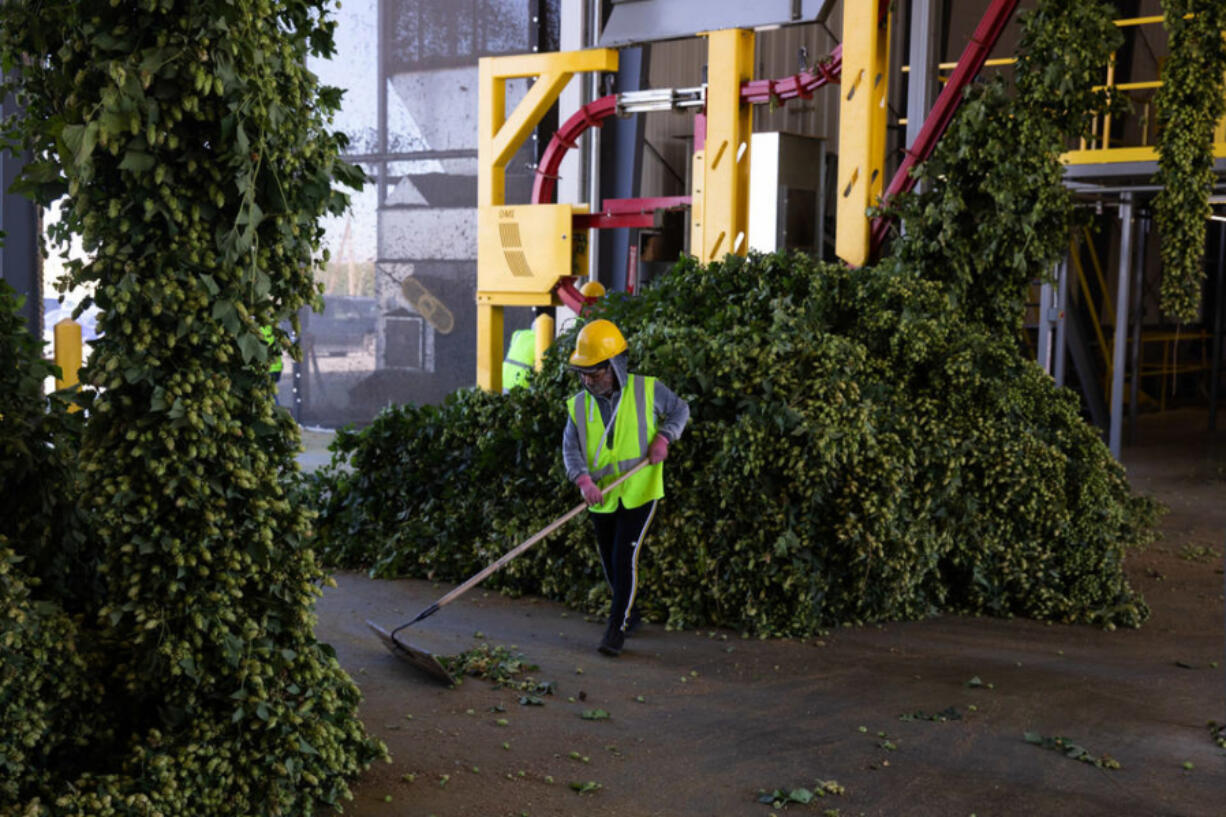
[{"x1": 477, "y1": 203, "x2": 588, "y2": 296}]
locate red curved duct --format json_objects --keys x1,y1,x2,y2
[
  {"x1": 531, "y1": 49, "x2": 846, "y2": 207},
  {"x1": 531, "y1": 94, "x2": 619, "y2": 205},
  {"x1": 740, "y1": 46, "x2": 843, "y2": 105},
  {"x1": 534, "y1": 57, "x2": 846, "y2": 311}
]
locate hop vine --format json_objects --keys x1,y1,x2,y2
[
  {"x1": 0, "y1": 0, "x2": 385, "y2": 813},
  {"x1": 1153, "y1": 0, "x2": 1226, "y2": 323}
]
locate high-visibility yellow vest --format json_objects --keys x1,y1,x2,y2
[
  {"x1": 568, "y1": 373, "x2": 664, "y2": 512},
  {"x1": 503, "y1": 329, "x2": 535, "y2": 390},
  {"x1": 261, "y1": 325, "x2": 283, "y2": 374}
]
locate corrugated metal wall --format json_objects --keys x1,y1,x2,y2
[{"x1": 639, "y1": 24, "x2": 847, "y2": 201}]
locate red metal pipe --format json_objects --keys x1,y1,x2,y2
[
  {"x1": 867, "y1": 0, "x2": 1020, "y2": 261},
  {"x1": 597, "y1": 195, "x2": 692, "y2": 215},
  {"x1": 740, "y1": 46, "x2": 843, "y2": 106},
  {"x1": 573, "y1": 212, "x2": 657, "y2": 230},
  {"x1": 572, "y1": 195, "x2": 691, "y2": 231},
  {"x1": 739, "y1": 0, "x2": 897, "y2": 106},
  {"x1": 555, "y1": 277, "x2": 592, "y2": 313}
]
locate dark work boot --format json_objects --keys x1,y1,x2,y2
[{"x1": 598, "y1": 624, "x2": 625, "y2": 657}]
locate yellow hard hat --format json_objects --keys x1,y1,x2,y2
[
  {"x1": 569, "y1": 319, "x2": 626, "y2": 369},
  {"x1": 579, "y1": 280, "x2": 606, "y2": 298}
]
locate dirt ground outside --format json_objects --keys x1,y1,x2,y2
[{"x1": 312, "y1": 408, "x2": 1226, "y2": 817}]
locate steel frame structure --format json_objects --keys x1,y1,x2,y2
[{"x1": 476, "y1": 0, "x2": 1021, "y2": 392}]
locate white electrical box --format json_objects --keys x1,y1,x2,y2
[{"x1": 748, "y1": 132, "x2": 829, "y2": 257}]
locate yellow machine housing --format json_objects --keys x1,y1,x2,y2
[
  {"x1": 476, "y1": 48, "x2": 617, "y2": 391},
  {"x1": 477, "y1": 203, "x2": 589, "y2": 304}
]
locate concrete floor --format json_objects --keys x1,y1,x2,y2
[
  {"x1": 297, "y1": 426, "x2": 337, "y2": 474},
  {"x1": 313, "y1": 409, "x2": 1226, "y2": 817}
]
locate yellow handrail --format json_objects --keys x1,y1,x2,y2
[
  {"x1": 898, "y1": 12, "x2": 1225, "y2": 164},
  {"x1": 1081, "y1": 225, "x2": 1116, "y2": 326},
  {"x1": 1113, "y1": 15, "x2": 1166, "y2": 28},
  {"x1": 1068, "y1": 237, "x2": 1113, "y2": 377},
  {"x1": 900, "y1": 57, "x2": 1015, "y2": 73},
  {"x1": 1101, "y1": 53, "x2": 1117, "y2": 149}
]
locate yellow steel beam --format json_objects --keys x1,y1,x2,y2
[
  {"x1": 478, "y1": 60, "x2": 508, "y2": 210},
  {"x1": 1094, "y1": 80, "x2": 1161, "y2": 91},
  {"x1": 492, "y1": 72, "x2": 576, "y2": 170},
  {"x1": 478, "y1": 49, "x2": 618, "y2": 209},
  {"x1": 836, "y1": 3, "x2": 891, "y2": 267},
  {"x1": 1062, "y1": 146, "x2": 1153, "y2": 165},
  {"x1": 476, "y1": 302, "x2": 504, "y2": 393},
  {"x1": 901, "y1": 57, "x2": 1016, "y2": 72},
  {"x1": 689, "y1": 148, "x2": 705, "y2": 255},
  {"x1": 477, "y1": 291, "x2": 557, "y2": 307},
  {"x1": 1068, "y1": 238, "x2": 1112, "y2": 374},
  {"x1": 1113, "y1": 15, "x2": 1165, "y2": 27},
  {"x1": 476, "y1": 48, "x2": 617, "y2": 392},
  {"x1": 1064, "y1": 140, "x2": 1226, "y2": 164},
  {"x1": 695, "y1": 28, "x2": 753, "y2": 263},
  {"x1": 1082, "y1": 225, "x2": 1116, "y2": 326}
]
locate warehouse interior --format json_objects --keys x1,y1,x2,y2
[
  {"x1": 9, "y1": 0, "x2": 1221, "y2": 445},
  {"x1": 2, "y1": 3, "x2": 1224, "y2": 816}
]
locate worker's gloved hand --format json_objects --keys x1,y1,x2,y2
[
  {"x1": 648, "y1": 434, "x2": 669, "y2": 464},
  {"x1": 576, "y1": 473, "x2": 603, "y2": 506}
]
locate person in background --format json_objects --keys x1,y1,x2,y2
[
  {"x1": 502, "y1": 326, "x2": 536, "y2": 391},
  {"x1": 261, "y1": 325, "x2": 283, "y2": 384},
  {"x1": 562, "y1": 318, "x2": 689, "y2": 657},
  {"x1": 504, "y1": 282, "x2": 607, "y2": 391},
  {"x1": 578, "y1": 280, "x2": 606, "y2": 300}
]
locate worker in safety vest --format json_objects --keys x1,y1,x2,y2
[
  {"x1": 562, "y1": 319, "x2": 690, "y2": 657},
  {"x1": 502, "y1": 327, "x2": 536, "y2": 391},
  {"x1": 505, "y1": 282, "x2": 605, "y2": 391}
]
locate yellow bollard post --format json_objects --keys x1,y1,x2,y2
[
  {"x1": 53, "y1": 318, "x2": 82, "y2": 401},
  {"x1": 532, "y1": 311, "x2": 554, "y2": 372}
]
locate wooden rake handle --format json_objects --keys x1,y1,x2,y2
[{"x1": 395, "y1": 458, "x2": 652, "y2": 634}]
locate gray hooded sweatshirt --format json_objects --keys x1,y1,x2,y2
[{"x1": 562, "y1": 351, "x2": 690, "y2": 484}]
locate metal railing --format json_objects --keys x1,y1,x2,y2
[{"x1": 901, "y1": 12, "x2": 1226, "y2": 164}]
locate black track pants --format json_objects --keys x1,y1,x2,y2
[{"x1": 590, "y1": 499, "x2": 658, "y2": 633}]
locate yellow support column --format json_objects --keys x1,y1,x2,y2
[
  {"x1": 696, "y1": 28, "x2": 754, "y2": 263},
  {"x1": 476, "y1": 300, "x2": 504, "y2": 392},
  {"x1": 477, "y1": 49, "x2": 618, "y2": 392},
  {"x1": 532, "y1": 311, "x2": 554, "y2": 372},
  {"x1": 836, "y1": 3, "x2": 891, "y2": 267},
  {"x1": 690, "y1": 148, "x2": 705, "y2": 256},
  {"x1": 53, "y1": 318, "x2": 82, "y2": 399}
]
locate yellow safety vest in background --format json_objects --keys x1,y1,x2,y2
[
  {"x1": 569, "y1": 373, "x2": 664, "y2": 512},
  {"x1": 261, "y1": 326, "x2": 283, "y2": 374},
  {"x1": 503, "y1": 328, "x2": 535, "y2": 390}
]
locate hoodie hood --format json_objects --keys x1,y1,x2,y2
[
  {"x1": 608, "y1": 351, "x2": 629, "y2": 393},
  {"x1": 584, "y1": 350, "x2": 629, "y2": 399}
]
